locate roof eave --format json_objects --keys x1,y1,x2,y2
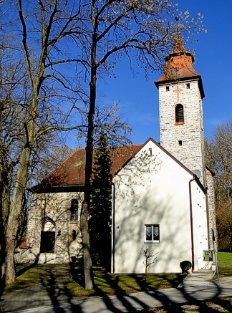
[
  {"x1": 29, "y1": 184, "x2": 84, "y2": 194},
  {"x1": 155, "y1": 75, "x2": 205, "y2": 99}
]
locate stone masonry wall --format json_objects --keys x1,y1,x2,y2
[
  {"x1": 158, "y1": 78, "x2": 217, "y2": 252},
  {"x1": 15, "y1": 191, "x2": 84, "y2": 264},
  {"x1": 206, "y1": 170, "x2": 217, "y2": 250},
  {"x1": 158, "y1": 79, "x2": 205, "y2": 185}
]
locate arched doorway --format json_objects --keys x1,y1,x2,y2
[{"x1": 40, "y1": 218, "x2": 56, "y2": 253}]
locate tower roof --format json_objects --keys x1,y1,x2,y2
[
  {"x1": 172, "y1": 30, "x2": 187, "y2": 54},
  {"x1": 155, "y1": 31, "x2": 205, "y2": 98}
]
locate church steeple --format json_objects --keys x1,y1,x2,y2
[
  {"x1": 155, "y1": 31, "x2": 206, "y2": 184},
  {"x1": 172, "y1": 29, "x2": 186, "y2": 54},
  {"x1": 156, "y1": 31, "x2": 204, "y2": 98}
]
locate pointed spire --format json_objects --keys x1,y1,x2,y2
[
  {"x1": 172, "y1": 30, "x2": 187, "y2": 54},
  {"x1": 155, "y1": 27, "x2": 205, "y2": 98}
]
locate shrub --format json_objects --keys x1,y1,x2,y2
[{"x1": 180, "y1": 261, "x2": 192, "y2": 273}]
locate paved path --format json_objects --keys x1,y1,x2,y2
[{"x1": 1, "y1": 271, "x2": 232, "y2": 312}]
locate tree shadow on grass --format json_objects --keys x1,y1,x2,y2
[
  {"x1": 93, "y1": 271, "x2": 146, "y2": 312},
  {"x1": 3, "y1": 264, "x2": 232, "y2": 313},
  {"x1": 69, "y1": 266, "x2": 189, "y2": 312},
  {"x1": 133, "y1": 273, "x2": 186, "y2": 292},
  {"x1": 47, "y1": 267, "x2": 231, "y2": 313},
  {"x1": 15, "y1": 254, "x2": 39, "y2": 277},
  {"x1": 69, "y1": 258, "x2": 85, "y2": 288},
  {"x1": 16, "y1": 263, "x2": 37, "y2": 278},
  {"x1": 39, "y1": 266, "x2": 78, "y2": 313}
]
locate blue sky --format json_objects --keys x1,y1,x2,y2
[{"x1": 94, "y1": 0, "x2": 232, "y2": 145}]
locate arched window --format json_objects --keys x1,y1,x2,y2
[{"x1": 175, "y1": 104, "x2": 184, "y2": 124}]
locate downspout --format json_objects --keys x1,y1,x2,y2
[
  {"x1": 111, "y1": 182, "x2": 115, "y2": 273},
  {"x1": 189, "y1": 176, "x2": 195, "y2": 271},
  {"x1": 205, "y1": 185, "x2": 210, "y2": 250}
]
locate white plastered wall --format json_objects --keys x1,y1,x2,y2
[
  {"x1": 112, "y1": 139, "x2": 208, "y2": 274},
  {"x1": 190, "y1": 181, "x2": 209, "y2": 270}
]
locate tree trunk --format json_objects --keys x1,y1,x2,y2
[
  {"x1": 80, "y1": 200, "x2": 93, "y2": 290},
  {"x1": 0, "y1": 118, "x2": 8, "y2": 290},
  {"x1": 0, "y1": 184, "x2": 10, "y2": 290},
  {"x1": 80, "y1": 60, "x2": 96, "y2": 289},
  {"x1": 4, "y1": 145, "x2": 31, "y2": 285},
  {"x1": 0, "y1": 188, "x2": 6, "y2": 292},
  {"x1": 80, "y1": 3, "x2": 97, "y2": 290},
  {"x1": 4, "y1": 232, "x2": 15, "y2": 285}
]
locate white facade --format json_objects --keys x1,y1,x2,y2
[{"x1": 112, "y1": 139, "x2": 209, "y2": 273}]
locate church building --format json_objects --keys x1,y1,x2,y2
[{"x1": 16, "y1": 32, "x2": 216, "y2": 274}]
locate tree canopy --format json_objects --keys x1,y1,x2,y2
[{"x1": 205, "y1": 120, "x2": 232, "y2": 251}]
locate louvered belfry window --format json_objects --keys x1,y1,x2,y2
[{"x1": 175, "y1": 104, "x2": 184, "y2": 124}]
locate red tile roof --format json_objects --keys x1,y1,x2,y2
[
  {"x1": 32, "y1": 144, "x2": 142, "y2": 192},
  {"x1": 31, "y1": 138, "x2": 207, "y2": 194},
  {"x1": 155, "y1": 31, "x2": 205, "y2": 98}
]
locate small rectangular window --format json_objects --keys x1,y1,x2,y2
[
  {"x1": 145, "y1": 224, "x2": 160, "y2": 243},
  {"x1": 178, "y1": 140, "x2": 182, "y2": 146},
  {"x1": 166, "y1": 86, "x2": 169, "y2": 91},
  {"x1": 149, "y1": 148, "x2": 152, "y2": 156},
  {"x1": 186, "y1": 83, "x2": 190, "y2": 89},
  {"x1": 70, "y1": 199, "x2": 78, "y2": 222}
]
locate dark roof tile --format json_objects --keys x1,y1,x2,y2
[{"x1": 32, "y1": 144, "x2": 142, "y2": 192}]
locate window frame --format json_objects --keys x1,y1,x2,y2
[{"x1": 145, "y1": 224, "x2": 160, "y2": 243}]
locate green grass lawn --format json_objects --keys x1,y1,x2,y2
[
  {"x1": 5, "y1": 263, "x2": 185, "y2": 296},
  {"x1": 4, "y1": 252, "x2": 232, "y2": 297},
  {"x1": 217, "y1": 252, "x2": 232, "y2": 277},
  {"x1": 67, "y1": 271, "x2": 186, "y2": 297}
]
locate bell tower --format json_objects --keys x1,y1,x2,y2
[{"x1": 155, "y1": 31, "x2": 206, "y2": 184}]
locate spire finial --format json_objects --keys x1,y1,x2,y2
[{"x1": 172, "y1": 19, "x2": 186, "y2": 54}]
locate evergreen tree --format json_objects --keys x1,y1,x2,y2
[{"x1": 89, "y1": 132, "x2": 112, "y2": 270}]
